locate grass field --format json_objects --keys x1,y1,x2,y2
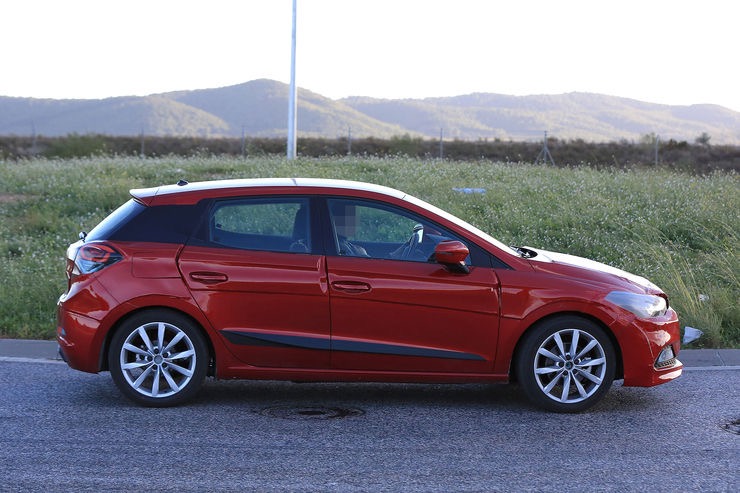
[{"x1": 1, "y1": 156, "x2": 737, "y2": 347}]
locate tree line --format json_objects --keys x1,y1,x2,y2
[{"x1": 1, "y1": 133, "x2": 737, "y2": 173}]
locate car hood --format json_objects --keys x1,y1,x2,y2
[{"x1": 523, "y1": 247, "x2": 662, "y2": 294}]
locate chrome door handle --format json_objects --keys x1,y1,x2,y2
[
  {"x1": 189, "y1": 271, "x2": 228, "y2": 284},
  {"x1": 331, "y1": 281, "x2": 371, "y2": 293}
]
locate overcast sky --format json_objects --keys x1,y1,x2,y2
[{"x1": 2, "y1": 0, "x2": 738, "y2": 111}]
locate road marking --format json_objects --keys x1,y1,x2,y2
[{"x1": 0, "y1": 357, "x2": 65, "y2": 365}]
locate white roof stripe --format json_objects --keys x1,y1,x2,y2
[{"x1": 131, "y1": 178, "x2": 407, "y2": 200}]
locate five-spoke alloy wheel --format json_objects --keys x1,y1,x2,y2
[
  {"x1": 516, "y1": 316, "x2": 616, "y2": 412},
  {"x1": 109, "y1": 309, "x2": 208, "y2": 407}
]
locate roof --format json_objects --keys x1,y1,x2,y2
[{"x1": 130, "y1": 178, "x2": 407, "y2": 205}]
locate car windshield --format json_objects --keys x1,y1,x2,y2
[{"x1": 402, "y1": 194, "x2": 520, "y2": 257}]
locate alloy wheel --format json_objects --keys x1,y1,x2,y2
[
  {"x1": 533, "y1": 328, "x2": 608, "y2": 404},
  {"x1": 119, "y1": 321, "x2": 197, "y2": 398}
]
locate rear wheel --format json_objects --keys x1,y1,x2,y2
[
  {"x1": 516, "y1": 316, "x2": 616, "y2": 412},
  {"x1": 108, "y1": 309, "x2": 208, "y2": 407}
]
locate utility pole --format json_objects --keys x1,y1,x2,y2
[
  {"x1": 535, "y1": 131, "x2": 555, "y2": 166},
  {"x1": 439, "y1": 128, "x2": 444, "y2": 159},
  {"x1": 140, "y1": 128, "x2": 145, "y2": 159},
  {"x1": 287, "y1": 0, "x2": 298, "y2": 160},
  {"x1": 241, "y1": 125, "x2": 247, "y2": 157},
  {"x1": 30, "y1": 120, "x2": 38, "y2": 154}
]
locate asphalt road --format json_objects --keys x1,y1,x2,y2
[{"x1": 0, "y1": 360, "x2": 738, "y2": 492}]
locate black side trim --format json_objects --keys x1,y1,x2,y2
[
  {"x1": 221, "y1": 330, "x2": 484, "y2": 361},
  {"x1": 332, "y1": 339, "x2": 485, "y2": 361},
  {"x1": 221, "y1": 330, "x2": 330, "y2": 350}
]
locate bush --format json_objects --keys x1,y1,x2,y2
[
  {"x1": 43, "y1": 133, "x2": 109, "y2": 158},
  {"x1": 1, "y1": 134, "x2": 738, "y2": 172}
]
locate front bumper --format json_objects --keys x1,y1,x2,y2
[{"x1": 620, "y1": 307, "x2": 683, "y2": 387}]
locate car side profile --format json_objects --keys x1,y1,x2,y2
[{"x1": 57, "y1": 178, "x2": 683, "y2": 412}]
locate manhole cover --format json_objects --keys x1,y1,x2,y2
[
  {"x1": 720, "y1": 419, "x2": 740, "y2": 435},
  {"x1": 260, "y1": 405, "x2": 364, "y2": 420}
]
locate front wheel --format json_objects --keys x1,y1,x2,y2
[
  {"x1": 516, "y1": 316, "x2": 616, "y2": 413},
  {"x1": 108, "y1": 310, "x2": 208, "y2": 407}
]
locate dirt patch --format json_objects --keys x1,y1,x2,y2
[{"x1": 0, "y1": 194, "x2": 27, "y2": 204}]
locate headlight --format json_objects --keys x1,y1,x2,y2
[{"x1": 605, "y1": 291, "x2": 667, "y2": 319}]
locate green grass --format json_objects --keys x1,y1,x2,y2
[{"x1": 1, "y1": 156, "x2": 737, "y2": 347}]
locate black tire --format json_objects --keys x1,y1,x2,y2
[
  {"x1": 516, "y1": 315, "x2": 616, "y2": 413},
  {"x1": 108, "y1": 309, "x2": 208, "y2": 407}
]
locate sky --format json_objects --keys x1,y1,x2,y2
[{"x1": 2, "y1": 0, "x2": 739, "y2": 112}]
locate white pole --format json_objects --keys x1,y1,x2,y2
[{"x1": 287, "y1": 0, "x2": 298, "y2": 160}]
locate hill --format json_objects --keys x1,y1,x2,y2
[{"x1": 1, "y1": 79, "x2": 738, "y2": 143}]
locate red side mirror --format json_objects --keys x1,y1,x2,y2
[{"x1": 434, "y1": 240, "x2": 470, "y2": 273}]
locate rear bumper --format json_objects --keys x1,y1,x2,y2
[{"x1": 57, "y1": 297, "x2": 106, "y2": 374}]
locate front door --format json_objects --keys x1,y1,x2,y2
[{"x1": 324, "y1": 198, "x2": 500, "y2": 373}]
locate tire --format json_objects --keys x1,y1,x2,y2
[
  {"x1": 516, "y1": 315, "x2": 616, "y2": 413},
  {"x1": 108, "y1": 309, "x2": 208, "y2": 407}
]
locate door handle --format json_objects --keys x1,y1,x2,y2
[
  {"x1": 189, "y1": 271, "x2": 229, "y2": 284},
  {"x1": 331, "y1": 280, "x2": 371, "y2": 294}
]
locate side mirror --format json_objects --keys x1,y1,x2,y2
[{"x1": 433, "y1": 240, "x2": 470, "y2": 274}]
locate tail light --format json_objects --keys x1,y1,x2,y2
[{"x1": 67, "y1": 242, "x2": 123, "y2": 280}]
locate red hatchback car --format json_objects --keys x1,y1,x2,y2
[{"x1": 57, "y1": 178, "x2": 683, "y2": 412}]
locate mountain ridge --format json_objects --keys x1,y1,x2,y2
[{"x1": 1, "y1": 79, "x2": 738, "y2": 143}]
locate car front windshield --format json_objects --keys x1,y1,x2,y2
[{"x1": 402, "y1": 194, "x2": 520, "y2": 257}]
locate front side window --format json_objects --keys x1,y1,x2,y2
[
  {"x1": 210, "y1": 198, "x2": 310, "y2": 253},
  {"x1": 327, "y1": 198, "x2": 468, "y2": 263}
]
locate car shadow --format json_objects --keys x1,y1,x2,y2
[
  {"x1": 63, "y1": 372, "x2": 667, "y2": 415},
  {"x1": 194, "y1": 379, "x2": 527, "y2": 411}
]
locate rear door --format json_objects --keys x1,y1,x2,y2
[{"x1": 178, "y1": 196, "x2": 331, "y2": 369}]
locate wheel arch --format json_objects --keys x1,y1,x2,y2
[
  {"x1": 509, "y1": 311, "x2": 624, "y2": 383},
  {"x1": 99, "y1": 305, "x2": 216, "y2": 375}
]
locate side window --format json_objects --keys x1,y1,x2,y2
[
  {"x1": 327, "y1": 198, "x2": 469, "y2": 263},
  {"x1": 210, "y1": 198, "x2": 310, "y2": 253}
]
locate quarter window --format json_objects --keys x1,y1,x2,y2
[{"x1": 210, "y1": 198, "x2": 310, "y2": 253}]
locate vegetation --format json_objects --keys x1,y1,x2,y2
[
  {"x1": 2, "y1": 134, "x2": 739, "y2": 173},
  {"x1": 0, "y1": 156, "x2": 737, "y2": 348}
]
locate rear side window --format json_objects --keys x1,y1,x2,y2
[
  {"x1": 87, "y1": 199, "x2": 203, "y2": 244},
  {"x1": 86, "y1": 200, "x2": 145, "y2": 241},
  {"x1": 210, "y1": 198, "x2": 311, "y2": 253}
]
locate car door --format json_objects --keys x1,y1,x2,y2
[
  {"x1": 178, "y1": 196, "x2": 331, "y2": 369},
  {"x1": 324, "y1": 197, "x2": 500, "y2": 373}
]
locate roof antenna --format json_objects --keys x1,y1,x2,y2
[{"x1": 177, "y1": 179, "x2": 189, "y2": 186}]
